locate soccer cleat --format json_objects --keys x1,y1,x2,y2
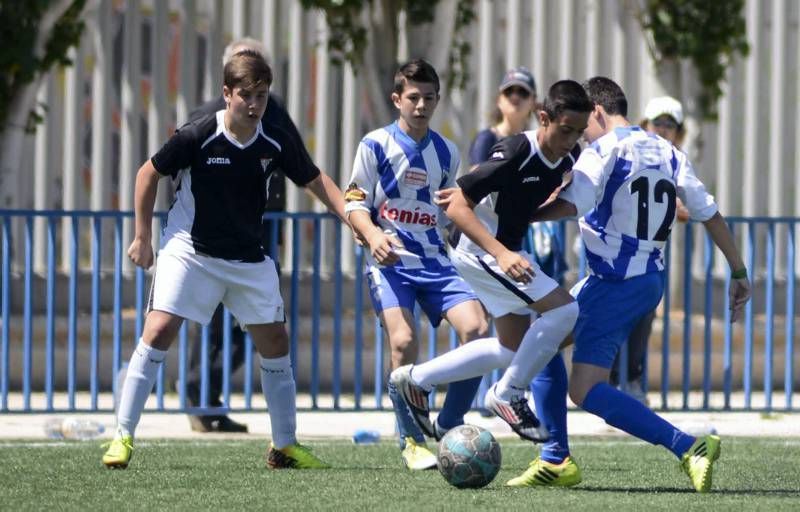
[
  {"x1": 681, "y1": 434, "x2": 721, "y2": 492},
  {"x1": 506, "y1": 456, "x2": 582, "y2": 487},
  {"x1": 484, "y1": 384, "x2": 549, "y2": 443},
  {"x1": 389, "y1": 365, "x2": 434, "y2": 437},
  {"x1": 266, "y1": 442, "x2": 331, "y2": 469},
  {"x1": 102, "y1": 435, "x2": 134, "y2": 469},
  {"x1": 400, "y1": 437, "x2": 438, "y2": 470}
]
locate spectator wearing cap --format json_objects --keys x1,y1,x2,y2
[{"x1": 467, "y1": 67, "x2": 538, "y2": 167}]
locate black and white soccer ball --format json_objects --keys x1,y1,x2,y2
[{"x1": 437, "y1": 424, "x2": 501, "y2": 488}]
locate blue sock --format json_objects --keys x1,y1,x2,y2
[
  {"x1": 388, "y1": 380, "x2": 425, "y2": 447},
  {"x1": 530, "y1": 353, "x2": 570, "y2": 463},
  {"x1": 582, "y1": 382, "x2": 695, "y2": 458},
  {"x1": 437, "y1": 376, "x2": 483, "y2": 429}
]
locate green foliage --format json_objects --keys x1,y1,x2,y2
[
  {"x1": 641, "y1": 0, "x2": 749, "y2": 119},
  {"x1": 0, "y1": 0, "x2": 87, "y2": 133},
  {"x1": 301, "y1": 0, "x2": 476, "y2": 92}
]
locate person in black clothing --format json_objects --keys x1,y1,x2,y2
[{"x1": 183, "y1": 37, "x2": 303, "y2": 433}]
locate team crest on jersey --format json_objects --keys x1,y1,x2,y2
[
  {"x1": 403, "y1": 168, "x2": 428, "y2": 189},
  {"x1": 490, "y1": 151, "x2": 504, "y2": 159},
  {"x1": 260, "y1": 157, "x2": 272, "y2": 172},
  {"x1": 344, "y1": 182, "x2": 367, "y2": 202}
]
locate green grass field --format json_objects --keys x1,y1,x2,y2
[{"x1": 1, "y1": 437, "x2": 798, "y2": 511}]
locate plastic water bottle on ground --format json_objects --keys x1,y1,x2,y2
[
  {"x1": 352, "y1": 429, "x2": 381, "y2": 445},
  {"x1": 44, "y1": 418, "x2": 106, "y2": 440}
]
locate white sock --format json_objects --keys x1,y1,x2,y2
[
  {"x1": 260, "y1": 355, "x2": 297, "y2": 449},
  {"x1": 117, "y1": 339, "x2": 167, "y2": 438},
  {"x1": 496, "y1": 301, "x2": 579, "y2": 401},
  {"x1": 411, "y1": 337, "x2": 514, "y2": 389}
]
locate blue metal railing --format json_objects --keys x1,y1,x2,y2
[{"x1": 0, "y1": 210, "x2": 797, "y2": 413}]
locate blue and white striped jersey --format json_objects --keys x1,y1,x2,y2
[
  {"x1": 560, "y1": 126, "x2": 717, "y2": 280},
  {"x1": 344, "y1": 122, "x2": 459, "y2": 270}
]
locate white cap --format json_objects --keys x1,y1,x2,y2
[{"x1": 644, "y1": 96, "x2": 684, "y2": 125}]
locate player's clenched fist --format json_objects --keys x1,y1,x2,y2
[
  {"x1": 127, "y1": 237, "x2": 154, "y2": 269},
  {"x1": 366, "y1": 230, "x2": 403, "y2": 266},
  {"x1": 496, "y1": 249, "x2": 535, "y2": 284}
]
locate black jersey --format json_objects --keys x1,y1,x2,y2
[
  {"x1": 456, "y1": 130, "x2": 581, "y2": 252},
  {"x1": 190, "y1": 94, "x2": 304, "y2": 212},
  {"x1": 151, "y1": 110, "x2": 320, "y2": 262}
]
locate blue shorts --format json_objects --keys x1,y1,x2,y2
[
  {"x1": 366, "y1": 264, "x2": 478, "y2": 328},
  {"x1": 570, "y1": 272, "x2": 665, "y2": 369}
]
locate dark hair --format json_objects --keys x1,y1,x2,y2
[
  {"x1": 223, "y1": 49, "x2": 272, "y2": 90},
  {"x1": 582, "y1": 76, "x2": 627, "y2": 116},
  {"x1": 541, "y1": 80, "x2": 594, "y2": 120},
  {"x1": 393, "y1": 59, "x2": 440, "y2": 95}
]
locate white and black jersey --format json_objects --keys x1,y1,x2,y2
[
  {"x1": 454, "y1": 130, "x2": 581, "y2": 253},
  {"x1": 152, "y1": 110, "x2": 320, "y2": 262}
]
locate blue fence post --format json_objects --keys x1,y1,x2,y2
[
  {"x1": 374, "y1": 317, "x2": 383, "y2": 409},
  {"x1": 764, "y1": 223, "x2": 776, "y2": 411},
  {"x1": 222, "y1": 308, "x2": 232, "y2": 411},
  {"x1": 90, "y1": 217, "x2": 102, "y2": 410},
  {"x1": 23, "y1": 216, "x2": 33, "y2": 411},
  {"x1": 311, "y1": 217, "x2": 322, "y2": 409},
  {"x1": 353, "y1": 247, "x2": 364, "y2": 410},
  {"x1": 0, "y1": 217, "x2": 10, "y2": 411},
  {"x1": 743, "y1": 222, "x2": 756, "y2": 409},
  {"x1": 112, "y1": 217, "x2": 123, "y2": 411},
  {"x1": 289, "y1": 218, "x2": 301, "y2": 380},
  {"x1": 68, "y1": 216, "x2": 79, "y2": 410},
  {"x1": 681, "y1": 223, "x2": 693, "y2": 410},
  {"x1": 786, "y1": 222, "x2": 796, "y2": 410},
  {"x1": 332, "y1": 222, "x2": 342, "y2": 409},
  {"x1": 45, "y1": 217, "x2": 57, "y2": 410},
  {"x1": 702, "y1": 229, "x2": 714, "y2": 410}
]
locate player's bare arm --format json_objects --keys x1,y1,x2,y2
[
  {"x1": 701, "y1": 212, "x2": 751, "y2": 322},
  {"x1": 127, "y1": 159, "x2": 162, "y2": 269},
  {"x1": 305, "y1": 173, "x2": 366, "y2": 246},
  {"x1": 441, "y1": 188, "x2": 534, "y2": 284},
  {"x1": 304, "y1": 172, "x2": 348, "y2": 224},
  {"x1": 347, "y1": 210, "x2": 402, "y2": 265}
]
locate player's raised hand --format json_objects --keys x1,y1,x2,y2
[
  {"x1": 434, "y1": 188, "x2": 458, "y2": 208},
  {"x1": 366, "y1": 230, "x2": 403, "y2": 265},
  {"x1": 127, "y1": 237, "x2": 154, "y2": 269},
  {"x1": 728, "y1": 276, "x2": 751, "y2": 323},
  {"x1": 496, "y1": 249, "x2": 535, "y2": 284}
]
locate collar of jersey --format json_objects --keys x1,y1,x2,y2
[
  {"x1": 217, "y1": 110, "x2": 262, "y2": 149},
  {"x1": 389, "y1": 121, "x2": 431, "y2": 150}
]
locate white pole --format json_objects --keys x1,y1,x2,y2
[
  {"x1": 120, "y1": 0, "x2": 141, "y2": 272},
  {"x1": 339, "y1": 60, "x2": 360, "y2": 275},
  {"x1": 61, "y1": 38, "x2": 85, "y2": 271},
  {"x1": 204, "y1": 0, "x2": 223, "y2": 102},
  {"x1": 505, "y1": 0, "x2": 521, "y2": 69},
  {"x1": 33, "y1": 74, "x2": 55, "y2": 273},
  {"x1": 90, "y1": 0, "x2": 111, "y2": 212},
  {"x1": 177, "y1": 0, "x2": 198, "y2": 126},
  {"x1": 477, "y1": 0, "x2": 494, "y2": 129}
]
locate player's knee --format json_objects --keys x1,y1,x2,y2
[
  {"x1": 388, "y1": 331, "x2": 416, "y2": 363},
  {"x1": 456, "y1": 317, "x2": 489, "y2": 343},
  {"x1": 142, "y1": 312, "x2": 182, "y2": 349},
  {"x1": 568, "y1": 382, "x2": 587, "y2": 407}
]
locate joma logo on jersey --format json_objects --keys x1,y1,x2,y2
[
  {"x1": 522, "y1": 176, "x2": 540, "y2": 183},
  {"x1": 379, "y1": 203, "x2": 437, "y2": 226},
  {"x1": 207, "y1": 157, "x2": 231, "y2": 165}
]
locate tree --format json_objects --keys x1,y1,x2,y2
[
  {"x1": 0, "y1": 0, "x2": 87, "y2": 208},
  {"x1": 300, "y1": 0, "x2": 475, "y2": 128}
]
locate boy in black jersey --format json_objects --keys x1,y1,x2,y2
[
  {"x1": 103, "y1": 50, "x2": 347, "y2": 470},
  {"x1": 392, "y1": 80, "x2": 592, "y2": 486}
]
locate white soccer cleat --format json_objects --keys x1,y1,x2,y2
[
  {"x1": 389, "y1": 364, "x2": 434, "y2": 437},
  {"x1": 484, "y1": 383, "x2": 549, "y2": 443}
]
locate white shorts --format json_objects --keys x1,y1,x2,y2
[
  {"x1": 149, "y1": 247, "x2": 284, "y2": 326},
  {"x1": 450, "y1": 247, "x2": 559, "y2": 318}
]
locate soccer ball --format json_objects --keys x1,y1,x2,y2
[{"x1": 437, "y1": 424, "x2": 501, "y2": 488}]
